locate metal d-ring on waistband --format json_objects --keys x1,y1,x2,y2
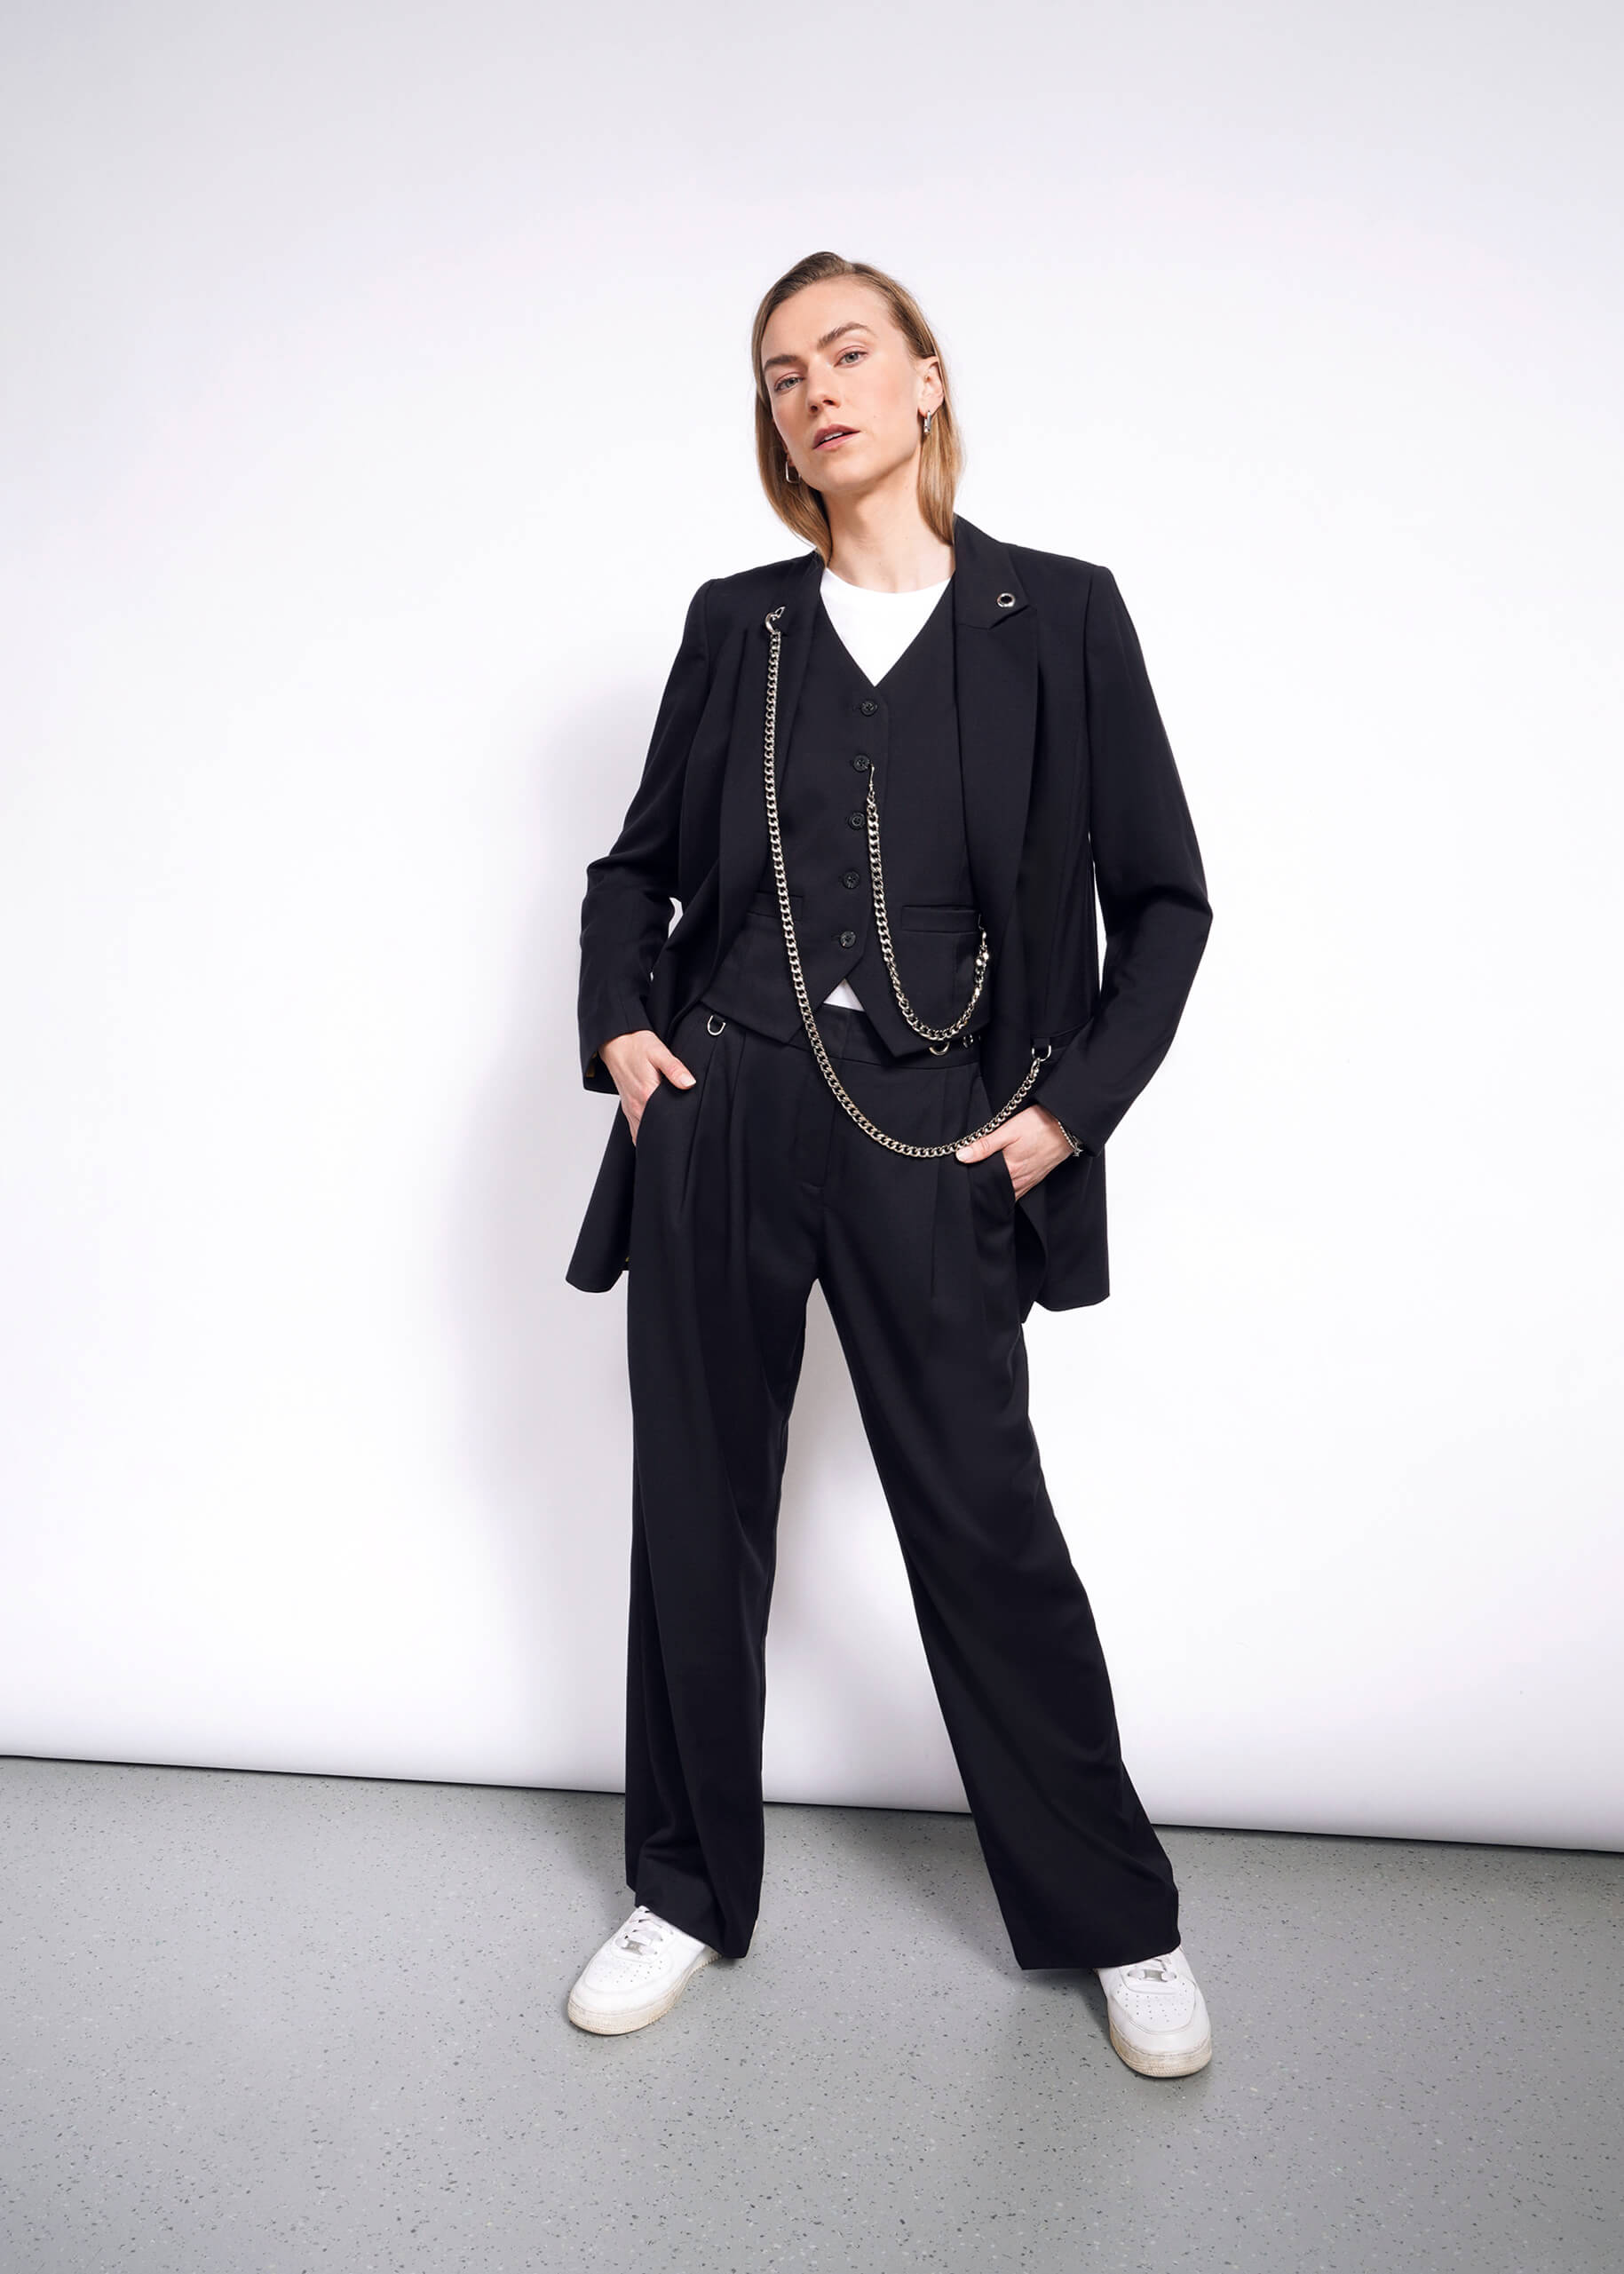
[{"x1": 706, "y1": 1012, "x2": 727, "y2": 1034}]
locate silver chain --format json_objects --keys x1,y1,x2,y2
[{"x1": 759, "y1": 605, "x2": 1049, "y2": 1160}]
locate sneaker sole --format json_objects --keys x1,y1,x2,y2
[
  {"x1": 566, "y1": 1945, "x2": 717, "y2": 2035},
  {"x1": 1107, "y1": 2017, "x2": 1213, "y2": 2078}
]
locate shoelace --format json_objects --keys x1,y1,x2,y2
[
  {"x1": 1114, "y1": 1954, "x2": 1184, "y2": 1998},
  {"x1": 613, "y1": 1904, "x2": 675, "y2": 1958}
]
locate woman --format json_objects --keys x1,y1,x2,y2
[{"x1": 563, "y1": 252, "x2": 1215, "y2": 2079}]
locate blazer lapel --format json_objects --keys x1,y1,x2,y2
[
  {"x1": 951, "y1": 513, "x2": 1038, "y2": 971},
  {"x1": 713, "y1": 541, "x2": 824, "y2": 965}
]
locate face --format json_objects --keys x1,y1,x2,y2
[{"x1": 761, "y1": 279, "x2": 943, "y2": 496}]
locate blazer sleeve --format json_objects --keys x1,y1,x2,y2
[
  {"x1": 1032, "y1": 566, "x2": 1213, "y2": 1153},
  {"x1": 577, "y1": 580, "x2": 713, "y2": 1090}
]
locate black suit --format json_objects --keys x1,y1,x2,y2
[
  {"x1": 569, "y1": 512, "x2": 1212, "y2": 1311},
  {"x1": 570, "y1": 515, "x2": 1211, "y2": 1970}
]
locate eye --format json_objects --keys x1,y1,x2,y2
[
  {"x1": 772, "y1": 372, "x2": 800, "y2": 394},
  {"x1": 836, "y1": 347, "x2": 866, "y2": 366}
]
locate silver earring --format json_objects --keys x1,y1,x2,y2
[
  {"x1": 922, "y1": 409, "x2": 934, "y2": 438},
  {"x1": 784, "y1": 456, "x2": 800, "y2": 485}
]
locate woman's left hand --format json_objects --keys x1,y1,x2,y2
[{"x1": 955, "y1": 1105, "x2": 1077, "y2": 1200}]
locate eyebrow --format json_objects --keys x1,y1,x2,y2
[{"x1": 761, "y1": 321, "x2": 875, "y2": 374}]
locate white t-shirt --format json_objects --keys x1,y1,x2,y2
[{"x1": 815, "y1": 566, "x2": 955, "y2": 1011}]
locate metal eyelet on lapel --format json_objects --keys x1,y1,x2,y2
[{"x1": 995, "y1": 591, "x2": 1017, "y2": 608}]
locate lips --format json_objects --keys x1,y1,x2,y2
[{"x1": 813, "y1": 426, "x2": 858, "y2": 449}]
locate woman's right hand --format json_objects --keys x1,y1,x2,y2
[{"x1": 599, "y1": 1028, "x2": 696, "y2": 1144}]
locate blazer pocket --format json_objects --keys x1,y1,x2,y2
[{"x1": 899, "y1": 902, "x2": 980, "y2": 933}]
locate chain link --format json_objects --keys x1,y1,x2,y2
[
  {"x1": 866, "y1": 765, "x2": 987, "y2": 1042},
  {"x1": 759, "y1": 605, "x2": 1049, "y2": 1160}
]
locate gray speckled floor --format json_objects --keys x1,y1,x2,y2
[{"x1": 0, "y1": 1760, "x2": 1619, "y2": 2272}]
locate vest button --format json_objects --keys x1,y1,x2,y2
[
  {"x1": 846, "y1": 810, "x2": 864, "y2": 828},
  {"x1": 860, "y1": 699, "x2": 878, "y2": 715},
  {"x1": 841, "y1": 869, "x2": 860, "y2": 889},
  {"x1": 852, "y1": 754, "x2": 871, "y2": 771},
  {"x1": 838, "y1": 930, "x2": 857, "y2": 948}
]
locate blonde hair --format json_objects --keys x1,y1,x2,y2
[{"x1": 751, "y1": 251, "x2": 962, "y2": 560}]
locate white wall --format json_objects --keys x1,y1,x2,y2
[{"x1": 3, "y1": 0, "x2": 1620, "y2": 1850}]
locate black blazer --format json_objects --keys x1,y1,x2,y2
[{"x1": 567, "y1": 512, "x2": 1212, "y2": 1312}]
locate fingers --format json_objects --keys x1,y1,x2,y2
[
  {"x1": 955, "y1": 1131, "x2": 1014, "y2": 1166},
  {"x1": 648, "y1": 1042, "x2": 697, "y2": 1089},
  {"x1": 956, "y1": 1132, "x2": 1021, "y2": 1197},
  {"x1": 955, "y1": 1118, "x2": 1072, "y2": 1198},
  {"x1": 625, "y1": 1041, "x2": 700, "y2": 1147}
]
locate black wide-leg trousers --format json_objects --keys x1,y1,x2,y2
[{"x1": 622, "y1": 995, "x2": 1180, "y2": 1971}]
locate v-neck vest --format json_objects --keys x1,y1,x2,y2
[{"x1": 703, "y1": 579, "x2": 988, "y2": 1054}]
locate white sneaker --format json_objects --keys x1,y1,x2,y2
[
  {"x1": 1096, "y1": 1945, "x2": 1212, "y2": 2076},
  {"x1": 566, "y1": 1905, "x2": 718, "y2": 2035}
]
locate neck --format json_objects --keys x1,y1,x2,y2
[{"x1": 823, "y1": 467, "x2": 954, "y2": 592}]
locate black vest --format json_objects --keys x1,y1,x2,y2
[{"x1": 703, "y1": 581, "x2": 989, "y2": 1055}]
